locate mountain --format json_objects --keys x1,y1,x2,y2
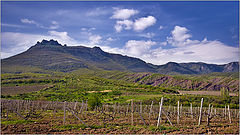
[{"x1": 1, "y1": 39, "x2": 239, "y2": 74}]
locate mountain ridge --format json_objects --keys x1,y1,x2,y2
[{"x1": 2, "y1": 39, "x2": 239, "y2": 74}]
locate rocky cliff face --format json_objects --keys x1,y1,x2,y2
[{"x1": 117, "y1": 73, "x2": 239, "y2": 92}]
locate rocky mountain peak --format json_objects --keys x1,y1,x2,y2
[{"x1": 35, "y1": 39, "x2": 62, "y2": 46}]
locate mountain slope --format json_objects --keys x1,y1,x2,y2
[
  {"x1": 1, "y1": 39, "x2": 239, "y2": 74},
  {"x1": 2, "y1": 39, "x2": 155, "y2": 73}
]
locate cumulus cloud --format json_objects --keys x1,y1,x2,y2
[
  {"x1": 113, "y1": 16, "x2": 156, "y2": 32},
  {"x1": 133, "y1": 16, "x2": 156, "y2": 31},
  {"x1": 111, "y1": 8, "x2": 139, "y2": 20},
  {"x1": 111, "y1": 8, "x2": 156, "y2": 32},
  {"x1": 138, "y1": 32, "x2": 155, "y2": 38},
  {"x1": 89, "y1": 35, "x2": 102, "y2": 45},
  {"x1": 167, "y1": 26, "x2": 196, "y2": 47},
  {"x1": 2, "y1": 26, "x2": 238, "y2": 65},
  {"x1": 147, "y1": 40, "x2": 239, "y2": 64},
  {"x1": 124, "y1": 40, "x2": 156, "y2": 57},
  {"x1": 48, "y1": 31, "x2": 75, "y2": 43},
  {"x1": 1, "y1": 31, "x2": 79, "y2": 59},
  {"x1": 114, "y1": 20, "x2": 133, "y2": 32},
  {"x1": 136, "y1": 26, "x2": 239, "y2": 64}
]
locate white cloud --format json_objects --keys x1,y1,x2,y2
[
  {"x1": 114, "y1": 20, "x2": 133, "y2": 32},
  {"x1": 159, "y1": 25, "x2": 164, "y2": 30},
  {"x1": 124, "y1": 40, "x2": 156, "y2": 57},
  {"x1": 138, "y1": 32, "x2": 155, "y2": 38},
  {"x1": 167, "y1": 26, "x2": 194, "y2": 47},
  {"x1": 111, "y1": 8, "x2": 139, "y2": 20},
  {"x1": 139, "y1": 26, "x2": 239, "y2": 64},
  {"x1": 1, "y1": 31, "x2": 79, "y2": 59},
  {"x1": 48, "y1": 31, "x2": 75, "y2": 43},
  {"x1": 20, "y1": 18, "x2": 45, "y2": 28},
  {"x1": 20, "y1": 18, "x2": 59, "y2": 30},
  {"x1": 2, "y1": 25, "x2": 238, "y2": 65},
  {"x1": 133, "y1": 16, "x2": 156, "y2": 31},
  {"x1": 160, "y1": 41, "x2": 167, "y2": 46},
  {"x1": 21, "y1": 18, "x2": 36, "y2": 24},
  {"x1": 106, "y1": 37, "x2": 115, "y2": 42},
  {"x1": 89, "y1": 35, "x2": 102, "y2": 45},
  {"x1": 113, "y1": 16, "x2": 156, "y2": 32},
  {"x1": 146, "y1": 40, "x2": 239, "y2": 64},
  {"x1": 86, "y1": 8, "x2": 109, "y2": 16},
  {"x1": 49, "y1": 21, "x2": 59, "y2": 29},
  {"x1": 2, "y1": 23, "x2": 25, "y2": 28}
]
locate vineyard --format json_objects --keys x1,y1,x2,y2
[{"x1": 1, "y1": 99, "x2": 239, "y2": 134}]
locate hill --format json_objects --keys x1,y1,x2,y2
[{"x1": 1, "y1": 39, "x2": 239, "y2": 74}]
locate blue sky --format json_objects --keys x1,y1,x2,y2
[{"x1": 1, "y1": 1, "x2": 239, "y2": 65}]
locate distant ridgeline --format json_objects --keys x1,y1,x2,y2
[{"x1": 1, "y1": 39, "x2": 239, "y2": 74}]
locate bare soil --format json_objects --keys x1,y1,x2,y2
[
  {"x1": 1, "y1": 84, "x2": 53, "y2": 95},
  {"x1": 1, "y1": 110, "x2": 239, "y2": 134},
  {"x1": 179, "y1": 90, "x2": 238, "y2": 96}
]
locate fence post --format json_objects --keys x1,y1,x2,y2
[
  {"x1": 74, "y1": 101, "x2": 77, "y2": 110},
  {"x1": 224, "y1": 105, "x2": 227, "y2": 119},
  {"x1": 207, "y1": 104, "x2": 211, "y2": 126},
  {"x1": 131, "y1": 99, "x2": 134, "y2": 126},
  {"x1": 198, "y1": 98, "x2": 203, "y2": 126},
  {"x1": 177, "y1": 101, "x2": 180, "y2": 125},
  {"x1": 157, "y1": 97, "x2": 163, "y2": 127},
  {"x1": 149, "y1": 101, "x2": 154, "y2": 120},
  {"x1": 228, "y1": 105, "x2": 231, "y2": 123},
  {"x1": 140, "y1": 101, "x2": 142, "y2": 114},
  {"x1": 190, "y1": 103, "x2": 193, "y2": 119},
  {"x1": 63, "y1": 101, "x2": 66, "y2": 125}
]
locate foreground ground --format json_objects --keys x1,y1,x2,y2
[{"x1": 1, "y1": 108, "x2": 239, "y2": 134}]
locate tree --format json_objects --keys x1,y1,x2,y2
[{"x1": 88, "y1": 94, "x2": 102, "y2": 110}]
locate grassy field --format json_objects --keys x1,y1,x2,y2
[{"x1": 1, "y1": 72, "x2": 239, "y2": 109}]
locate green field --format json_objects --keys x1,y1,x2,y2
[{"x1": 1, "y1": 71, "x2": 239, "y2": 109}]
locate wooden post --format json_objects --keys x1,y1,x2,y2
[
  {"x1": 198, "y1": 98, "x2": 203, "y2": 126},
  {"x1": 157, "y1": 97, "x2": 163, "y2": 127},
  {"x1": 180, "y1": 104, "x2": 182, "y2": 117},
  {"x1": 190, "y1": 103, "x2": 193, "y2": 119},
  {"x1": 207, "y1": 104, "x2": 211, "y2": 126},
  {"x1": 127, "y1": 103, "x2": 129, "y2": 114},
  {"x1": 74, "y1": 101, "x2": 77, "y2": 110},
  {"x1": 210, "y1": 105, "x2": 213, "y2": 118},
  {"x1": 224, "y1": 105, "x2": 227, "y2": 118},
  {"x1": 177, "y1": 101, "x2": 180, "y2": 125},
  {"x1": 131, "y1": 99, "x2": 134, "y2": 126},
  {"x1": 149, "y1": 101, "x2": 153, "y2": 120},
  {"x1": 63, "y1": 101, "x2": 66, "y2": 125},
  {"x1": 162, "y1": 109, "x2": 173, "y2": 126},
  {"x1": 228, "y1": 105, "x2": 231, "y2": 123},
  {"x1": 85, "y1": 100, "x2": 88, "y2": 116},
  {"x1": 140, "y1": 101, "x2": 142, "y2": 114},
  {"x1": 138, "y1": 110, "x2": 146, "y2": 126},
  {"x1": 66, "y1": 107, "x2": 87, "y2": 126},
  {"x1": 174, "y1": 107, "x2": 176, "y2": 115}
]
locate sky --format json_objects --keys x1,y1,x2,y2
[{"x1": 1, "y1": 1, "x2": 239, "y2": 65}]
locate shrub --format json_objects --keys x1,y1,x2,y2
[{"x1": 88, "y1": 94, "x2": 102, "y2": 110}]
